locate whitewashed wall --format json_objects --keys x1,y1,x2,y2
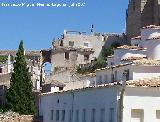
[
  {"x1": 141, "y1": 28, "x2": 160, "y2": 41},
  {"x1": 123, "y1": 87, "x2": 160, "y2": 122},
  {"x1": 39, "y1": 86, "x2": 120, "y2": 122},
  {"x1": 143, "y1": 40, "x2": 160, "y2": 60},
  {"x1": 96, "y1": 65, "x2": 133, "y2": 84},
  {"x1": 132, "y1": 66, "x2": 160, "y2": 80},
  {"x1": 96, "y1": 65, "x2": 160, "y2": 84},
  {"x1": 131, "y1": 39, "x2": 142, "y2": 46},
  {"x1": 113, "y1": 49, "x2": 147, "y2": 65}
]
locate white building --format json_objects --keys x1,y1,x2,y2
[
  {"x1": 39, "y1": 25, "x2": 160, "y2": 122},
  {"x1": 39, "y1": 78, "x2": 160, "y2": 122}
]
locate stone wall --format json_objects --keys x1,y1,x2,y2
[
  {"x1": 126, "y1": 0, "x2": 160, "y2": 39},
  {"x1": 0, "y1": 111, "x2": 43, "y2": 122}
]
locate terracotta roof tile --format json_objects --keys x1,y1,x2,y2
[
  {"x1": 131, "y1": 36, "x2": 141, "y2": 40},
  {"x1": 147, "y1": 36, "x2": 160, "y2": 40},
  {"x1": 126, "y1": 77, "x2": 160, "y2": 87},
  {"x1": 122, "y1": 57, "x2": 146, "y2": 61},
  {"x1": 117, "y1": 45, "x2": 144, "y2": 50},
  {"x1": 142, "y1": 25, "x2": 160, "y2": 29}
]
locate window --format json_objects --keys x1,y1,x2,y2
[
  {"x1": 65, "y1": 52, "x2": 69, "y2": 60},
  {"x1": 68, "y1": 110, "x2": 72, "y2": 121},
  {"x1": 109, "y1": 108, "x2": 114, "y2": 122},
  {"x1": 84, "y1": 55, "x2": 89, "y2": 61},
  {"x1": 56, "y1": 110, "x2": 59, "y2": 121},
  {"x1": 84, "y1": 42, "x2": 89, "y2": 47},
  {"x1": 131, "y1": 109, "x2": 144, "y2": 122},
  {"x1": 62, "y1": 110, "x2": 65, "y2": 121},
  {"x1": 75, "y1": 110, "x2": 79, "y2": 122},
  {"x1": 124, "y1": 69, "x2": 130, "y2": 81},
  {"x1": 115, "y1": 70, "x2": 117, "y2": 81},
  {"x1": 69, "y1": 41, "x2": 74, "y2": 47},
  {"x1": 100, "y1": 109, "x2": 105, "y2": 122},
  {"x1": 0, "y1": 68, "x2": 2, "y2": 73},
  {"x1": 156, "y1": 110, "x2": 160, "y2": 119},
  {"x1": 111, "y1": 74, "x2": 114, "y2": 83},
  {"x1": 82, "y1": 109, "x2": 86, "y2": 122},
  {"x1": 59, "y1": 87, "x2": 63, "y2": 91},
  {"x1": 104, "y1": 75, "x2": 108, "y2": 83},
  {"x1": 51, "y1": 110, "x2": 54, "y2": 120},
  {"x1": 98, "y1": 76, "x2": 102, "y2": 84},
  {"x1": 135, "y1": 43, "x2": 138, "y2": 46},
  {"x1": 91, "y1": 109, "x2": 96, "y2": 122}
]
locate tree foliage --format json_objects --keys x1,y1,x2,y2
[
  {"x1": 0, "y1": 56, "x2": 7, "y2": 62},
  {"x1": 6, "y1": 41, "x2": 35, "y2": 115}
]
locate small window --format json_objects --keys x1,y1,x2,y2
[
  {"x1": 84, "y1": 55, "x2": 89, "y2": 61},
  {"x1": 156, "y1": 110, "x2": 160, "y2": 119},
  {"x1": 135, "y1": 43, "x2": 138, "y2": 46},
  {"x1": 100, "y1": 109, "x2": 105, "y2": 122},
  {"x1": 62, "y1": 110, "x2": 65, "y2": 121},
  {"x1": 51, "y1": 110, "x2": 54, "y2": 120},
  {"x1": 131, "y1": 109, "x2": 144, "y2": 122},
  {"x1": 98, "y1": 76, "x2": 102, "y2": 84},
  {"x1": 65, "y1": 52, "x2": 69, "y2": 60},
  {"x1": 82, "y1": 109, "x2": 86, "y2": 122},
  {"x1": 91, "y1": 109, "x2": 96, "y2": 122},
  {"x1": 104, "y1": 75, "x2": 108, "y2": 83},
  {"x1": 84, "y1": 42, "x2": 89, "y2": 47},
  {"x1": 111, "y1": 74, "x2": 114, "y2": 83},
  {"x1": 109, "y1": 108, "x2": 114, "y2": 122},
  {"x1": 75, "y1": 110, "x2": 79, "y2": 122},
  {"x1": 59, "y1": 87, "x2": 63, "y2": 91},
  {"x1": 56, "y1": 110, "x2": 59, "y2": 121},
  {"x1": 69, "y1": 41, "x2": 74, "y2": 47},
  {"x1": 68, "y1": 110, "x2": 72, "y2": 121}
]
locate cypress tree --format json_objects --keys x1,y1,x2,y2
[{"x1": 6, "y1": 40, "x2": 35, "y2": 115}]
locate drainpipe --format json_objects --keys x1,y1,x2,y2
[{"x1": 119, "y1": 71, "x2": 127, "y2": 122}]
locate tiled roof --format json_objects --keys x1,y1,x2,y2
[
  {"x1": 131, "y1": 36, "x2": 141, "y2": 40},
  {"x1": 116, "y1": 45, "x2": 144, "y2": 50},
  {"x1": 122, "y1": 57, "x2": 146, "y2": 61},
  {"x1": 41, "y1": 77, "x2": 160, "y2": 96},
  {"x1": 126, "y1": 77, "x2": 160, "y2": 87},
  {"x1": 147, "y1": 36, "x2": 160, "y2": 40},
  {"x1": 142, "y1": 25, "x2": 160, "y2": 29},
  {"x1": 133, "y1": 59, "x2": 160, "y2": 66},
  {"x1": 96, "y1": 62, "x2": 133, "y2": 71},
  {"x1": 96, "y1": 59, "x2": 160, "y2": 72}
]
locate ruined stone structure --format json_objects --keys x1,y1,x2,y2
[
  {"x1": 126, "y1": 0, "x2": 160, "y2": 39},
  {"x1": 48, "y1": 30, "x2": 127, "y2": 84}
]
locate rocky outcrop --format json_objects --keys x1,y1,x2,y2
[{"x1": 0, "y1": 111, "x2": 34, "y2": 122}]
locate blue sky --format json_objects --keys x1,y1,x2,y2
[{"x1": 0, "y1": 0, "x2": 128, "y2": 50}]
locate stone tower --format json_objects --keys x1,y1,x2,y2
[{"x1": 126, "y1": 0, "x2": 160, "y2": 39}]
